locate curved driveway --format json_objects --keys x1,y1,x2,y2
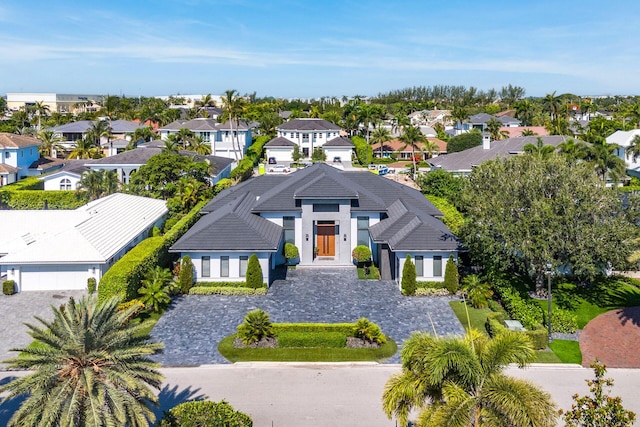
[{"x1": 151, "y1": 268, "x2": 465, "y2": 365}]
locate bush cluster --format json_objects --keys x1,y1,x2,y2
[
  {"x1": 494, "y1": 283, "x2": 544, "y2": 330},
  {"x1": 485, "y1": 311, "x2": 547, "y2": 349},
  {"x1": 87, "y1": 277, "x2": 97, "y2": 294},
  {"x1": 3, "y1": 280, "x2": 16, "y2": 295},
  {"x1": 485, "y1": 311, "x2": 507, "y2": 337},
  {"x1": 189, "y1": 287, "x2": 267, "y2": 296},
  {"x1": 426, "y1": 195, "x2": 465, "y2": 235},
  {"x1": 284, "y1": 243, "x2": 299, "y2": 260},
  {"x1": 352, "y1": 136, "x2": 371, "y2": 166},
  {"x1": 351, "y1": 245, "x2": 372, "y2": 263},
  {"x1": 160, "y1": 400, "x2": 253, "y2": 427},
  {"x1": 352, "y1": 318, "x2": 387, "y2": 344},
  {"x1": 98, "y1": 199, "x2": 206, "y2": 302},
  {"x1": 0, "y1": 188, "x2": 88, "y2": 210},
  {"x1": 551, "y1": 308, "x2": 578, "y2": 333}
]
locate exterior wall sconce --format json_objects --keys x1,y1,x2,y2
[
  {"x1": 343, "y1": 234, "x2": 347, "y2": 241},
  {"x1": 92, "y1": 267, "x2": 96, "y2": 275},
  {"x1": 305, "y1": 234, "x2": 309, "y2": 241},
  {"x1": 10, "y1": 268, "x2": 15, "y2": 275}
]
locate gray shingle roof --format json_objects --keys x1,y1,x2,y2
[
  {"x1": 277, "y1": 118, "x2": 341, "y2": 131},
  {"x1": 265, "y1": 137, "x2": 296, "y2": 147},
  {"x1": 191, "y1": 163, "x2": 452, "y2": 253},
  {"x1": 170, "y1": 192, "x2": 282, "y2": 252},
  {"x1": 468, "y1": 113, "x2": 494, "y2": 124},
  {"x1": 159, "y1": 118, "x2": 250, "y2": 132},
  {"x1": 323, "y1": 136, "x2": 354, "y2": 147},
  {"x1": 51, "y1": 120, "x2": 143, "y2": 133},
  {"x1": 429, "y1": 135, "x2": 574, "y2": 172}
]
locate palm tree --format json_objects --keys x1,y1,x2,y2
[
  {"x1": 514, "y1": 99, "x2": 535, "y2": 126},
  {"x1": 392, "y1": 112, "x2": 410, "y2": 137},
  {"x1": 0, "y1": 295, "x2": 164, "y2": 427},
  {"x1": 449, "y1": 106, "x2": 467, "y2": 135},
  {"x1": 382, "y1": 330, "x2": 557, "y2": 427},
  {"x1": 543, "y1": 91, "x2": 562, "y2": 122},
  {"x1": 520, "y1": 128, "x2": 537, "y2": 136},
  {"x1": 485, "y1": 118, "x2": 508, "y2": 141},
  {"x1": 31, "y1": 100, "x2": 50, "y2": 130},
  {"x1": 421, "y1": 139, "x2": 440, "y2": 160},
  {"x1": 462, "y1": 274, "x2": 493, "y2": 309},
  {"x1": 400, "y1": 125, "x2": 426, "y2": 177},
  {"x1": 88, "y1": 119, "x2": 113, "y2": 146},
  {"x1": 78, "y1": 169, "x2": 119, "y2": 200},
  {"x1": 220, "y1": 89, "x2": 245, "y2": 161},
  {"x1": 626, "y1": 135, "x2": 640, "y2": 162},
  {"x1": 370, "y1": 127, "x2": 393, "y2": 158},
  {"x1": 558, "y1": 138, "x2": 588, "y2": 161},
  {"x1": 138, "y1": 266, "x2": 174, "y2": 312},
  {"x1": 586, "y1": 141, "x2": 627, "y2": 183},
  {"x1": 128, "y1": 125, "x2": 156, "y2": 149},
  {"x1": 67, "y1": 137, "x2": 102, "y2": 159},
  {"x1": 523, "y1": 137, "x2": 556, "y2": 159},
  {"x1": 36, "y1": 130, "x2": 64, "y2": 157}
]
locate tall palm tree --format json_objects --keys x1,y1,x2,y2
[
  {"x1": 0, "y1": 295, "x2": 164, "y2": 427},
  {"x1": 36, "y1": 130, "x2": 64, "y2": 157},
  {"x1": 220, "y1": 89, "x2": 245, "y2": 161},
  {"x1": 449, "y1": 106, "x2": 467, "y2": 135},
  {"x1": 370, "y1": 127, "x2": 393, "y2": 158},
  {"x1": 88, "y1": 119, "x2": 113, "y2": 147},
  {"x1": 400, "y1": 125, "x2": 426, "y2": 177},
  {"x1": 421, "y1": 139, "x2": 440, "y2": 160},
  {"x1": 128, "y1": 125, "x2": 156, "y2": 149},
  {"x1": 382, "y1": 330, "x2": 557, "y2": 427},
  {"x1": 32, "y1": 100, "x2": 50, "y2": 130},
  {"x1": 514, "y1": 99, "x2": 535, "y2": 126},
  {"x1": 543, "y1": 91, "x2": 563, "y2": 122},
  {"x1": 558, "y1": 138, "x2": 588, "y2": 161},
  {"x1": 185, "y1": 135, "x2": 211, "y2": 155},
  {"x1": 485, "y1": 118, "x2": 508, "y2": 141},
  {"x1": 586, "y1": 141, "x2": 627, "y2": 184}
]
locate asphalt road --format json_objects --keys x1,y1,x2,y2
[{"x1": 2, "y1": 364, "x2": 640, "y2": 426}]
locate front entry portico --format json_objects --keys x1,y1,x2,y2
[{"x1": 316, "y1": 221, "x2": 336, "y2": 257}]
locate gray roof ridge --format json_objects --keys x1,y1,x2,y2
[{"x1": 388, "y1": 216, "x2": 422, "y2": 248}]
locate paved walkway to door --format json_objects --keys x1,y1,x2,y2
[{"x1": 151, "y1": 268, "x2": 465, "y2": 365}]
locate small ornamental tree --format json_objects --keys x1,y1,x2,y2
[
  {"x1": 179, "y1": 255, "x2": 194, "y2": 294},
  {"x1": 560, "y1": 360, "x2": 636, "y2": 427},
  {"x1": 311, "y1": 147, "x2": 327, "y2": 162},
  {"x1": 444, "y1": 254, "x2": 459, "y2": 294},
  {"x1": 401, "y1": 255, "x2": 416, "y2": 296},
  {"x1": 245, "y1": 254, "x2": 263, "y2": 289},
  {"x1": 292, "y1": 145, "x2": 302, "y2": 162},
  {"x1": 160, "y1": 400, "x2": 253, "y2": 427},
  {"x1": 352, "y1": 245, "x2": 372, "y2": 263}
]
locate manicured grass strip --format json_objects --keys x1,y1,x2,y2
[
  {"x1": 449, "y1": 300, "x2": 492, "y2": 335},
  {"x1": 218, "y1": 334, "x2": 397, "y2": 362},
  {"x1": 549, "y1": 339, "x2": 582, "y2": 364},
  {"x1": 357, "y1": 266, "x2": 380, "y2": 279},
  {"x1": 534, "y1": 350, "x2": 562, "y2": 363},
  {"x1": 277, "y1": 331, "x2": 346, "y2": 348}
]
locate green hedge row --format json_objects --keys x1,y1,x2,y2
[
  {"x1": 195, "y1": 281, "x2": 250, "y2": 288},
  {"x1": 277, "y1": 331, "x2": 346, "y2": 348},
  {"x1": 494, "y1": 282, "x2": 544, "y2": 330},
  {"x1": 98, "y1": 199, "x2": 207, "y2": 302},
  {"x1": 189, "y1": 287, "x2": 267, "y2": 296},
  {"x1": 425, "y1": 195, "x2": 465, "y2": 235},
  {"x1": 0, "y1": 176, "x2": 89, "y2": 209},
  {"x1": 414, "y1": 288, "x2": 450, "y2": 297},
  {"x1": 485, "y1": 311, "x2": 548, "y2": 350},
  {"x1": 273, "y1": 323, "x2": 355, "y2": 334},
  {"x1": 230, "y1": 135, "x2": 271, "y2": 182},
  {"x1": 416, "y1": 280, "x2": 447, "y2": 289}
]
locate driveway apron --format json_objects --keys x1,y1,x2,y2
[{"x1": 151, "y1": 268, "x2": 465, "y2": 365}]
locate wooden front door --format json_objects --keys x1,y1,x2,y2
[{"x1": 316, "y1": 224, "x2": 335, "y2": 256}]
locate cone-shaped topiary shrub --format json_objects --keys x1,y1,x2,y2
[
  {"x1": 245, "y1": 254, "x2": 263, "y2": 289},
  {"x1": 401, "y1": 255, "x2": 416, "y2": 296}
]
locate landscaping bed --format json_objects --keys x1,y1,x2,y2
[{"x1": 218, "y1": 322, "x2": 397, "y2": 363}]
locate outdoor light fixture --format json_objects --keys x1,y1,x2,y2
[
  {"x1": 343, "y1": 234, "x2": 347, "y2": 241},
  {"x1": 305, "y1": 234, "x2": 309, "y2": 241},
  {"x1": 10, "y1": 268, "x2": 14, "y2": 275}
]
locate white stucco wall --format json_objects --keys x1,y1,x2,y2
[
  {"x1": 265, "y1": 147, "x2": 294, "y2": 162},
  {"x1": 183, "y1": 251, "x2": 271, "y2": 284},
  {"x1": 396, "y1": 251, "x2": 457, "y2": 284},
  {"x1": 43, "y1": 172, "x2": 81, "y2": 191},
  {"x1": 6, "y1": 263, "x2": 102, "y2": 292},
  {"x1": 323, "y1": 147, "x2": 353, "y2": 162}
]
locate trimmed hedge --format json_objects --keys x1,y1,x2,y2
[
  {"x1": 189, "y1": 287, "x2": 267, "y2": 296},
  {"x1": 550, "y1": 308, "x2": 578, "y2": 333},
  {"x1": 415, "y1": 288, "x2": 450, "y2": 297},
  {"x1": 485, "y1": 311, "x2": 548, "y2": 350},
  {"x1": 485, "y1": 312, "x2": 507, "y2": 337},
  {"x1": 416, "y1": 280, "x2": 446, "y2": 289},
  {"x1": 160, "y1": 400, "x2": 253, "y2": 427},
  {"x1": 98, "y1": 199, "x2": 207, "y2": 302},
  {"x1": 194, "y1": 281, "x2": 254, "y2": 288},
  {"x1": 0, "y1": 189, "x2": 88, "y2": 210},
  {"x1": 277, "y1": 331, "x2": 346, "y2": 348},
  {"x1": 494, "y1": 282, "x2": 544, "y2": 330},
  {"x1": 3, "y1": 280, "x2": 16, "y2": 295},
  {"x1": 273, "y1": 323, "x2": 354, "y2": 334},
  {"x1": 524, "y1": 326, "x2": 548, "y2": 350}
]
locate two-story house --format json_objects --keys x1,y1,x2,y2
[
  {"x1": 50, "y1": 119, "x2": 146, "y2": 157},
  {"x1": 0, "y1": 133, "x2": 41, "y2": 186},
  {"x1": 265, "y1": 118, "x2": 352, "y2": 162},
  {"x1": 170, "y1": 163, "x2": 460, "y2": 286},
  {"x1": 158, "y1": 118, "x2": 253, "y2": 160}
]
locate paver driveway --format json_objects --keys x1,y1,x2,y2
[{"x1": 151, "y1": 268, "x2": 465, "y2": 365}]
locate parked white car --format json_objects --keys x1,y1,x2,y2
[{"x1": 268, "y1": 164, "x2": 290, "y2": 173}]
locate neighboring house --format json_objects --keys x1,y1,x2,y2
[
  {"x1": 51, "y1": 119, "x2": 145, "y2": 157},
  {"x1": 409, "y1": 109, "x2": 451, "y2": 127},
  {"x1": 170, "y1": 163, "x2": 459, "y2": 286},
  {"x1": 40, "y1": 142, "x2": 234, "y2": 188},
  {"x1": 6, "y1": 93, "x2": 103, "y2": 114},
  {"x1": 429, "y1": 135, "x2": 573, "y2": 175},
  {"x1": 467, "y1": 113, "x2": 521, "y2": 132},
  {"x1": 371, "y1": 138, "x2": 447, "y2": 160},
  {"x1": 499, "y1": 126, "x2": 549, "y2": 138},
  {"x1": 0, "y1": 133, "x2": 42, "y2": 186},
  {"x1": 606, "y1": 129, "x2": 640, "y2": 174},
  {"x1": 0, "y1": 193, "x2": 167, "y2": 292},
  {"x1": 158, "y1": 118, "x2": 253, "y2": 159},
  {"x1": 273, "y1": 119, "x2": 343, "y2": 158}
]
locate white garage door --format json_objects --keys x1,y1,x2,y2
[{"x1": 20, "y1": 265, "x2": 91, "y2": 291}]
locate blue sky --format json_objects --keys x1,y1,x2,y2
[{"x1": 1, "y1": 0, "x2": 639, "y2": 98}]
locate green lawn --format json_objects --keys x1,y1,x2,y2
[
  {"x1": 357, "y1": 266, "x2": 380, "y2": 280},
  {"x1": 549, "y1": 339, "x2": 582, "y2": 364},
  {"x1": 449, "y1": 300, "x2": 492, "y2": 334},
  {"x1": 539, "y1": 277, "x2": 640, "y2": 328},
  {"x1": 534, "y1": 350, "x2": 562, "y2": 363},
  {"x1": 218, "y1": 328, "x2": 397, "y2": 363}
]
